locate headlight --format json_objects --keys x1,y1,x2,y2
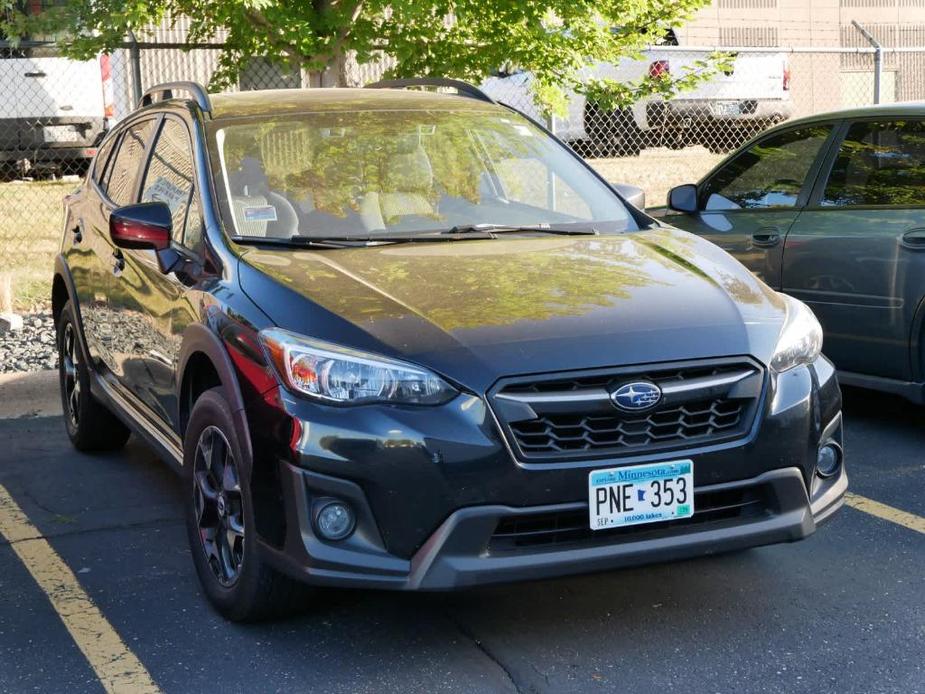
[
  {"x1": 259, "y1": 328, "x2": 458, "y2": 405},
  {"x1": 770, "y1": 295, "x2": 823, "y2": 373}
]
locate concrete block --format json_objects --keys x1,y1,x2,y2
[{"x1": 0, "y1": 312, "x2": 24, "y2": 333}]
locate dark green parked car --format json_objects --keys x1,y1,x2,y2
[{"x1": 663, "y1": 103, "x2": 925, "y2": 403}]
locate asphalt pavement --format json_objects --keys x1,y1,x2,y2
[{"x1": 0, "y1": 373, "x2": 922, "y2": 694}]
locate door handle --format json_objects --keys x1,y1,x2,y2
[
  {"x1": 750, "y1": 228, "x2": 781, "y2": 248},
  {"x1": 71, "y1": 223, "x2": 83, "y2": 244},
  {"x1": 901, "y1": 228, "x2": 925, "y2": 249}
]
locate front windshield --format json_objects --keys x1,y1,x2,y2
[{"x1": 214, "y1": 108, "x2": 634, "y2": 240}]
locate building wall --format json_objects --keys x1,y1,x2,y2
[
  {"x1": 679, "y1": 0, "x2": 925, "y2": 47},
  {"x1": 677, "y1": 0, "x2": 925, "y2": 115}
]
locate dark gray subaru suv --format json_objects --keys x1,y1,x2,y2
[{"x1": 52, "y1": 79, "x2": 845, "y2": 621}]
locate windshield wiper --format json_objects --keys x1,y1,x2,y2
[
  {"x1": 440, "y1": 223, "x2": 599, "y2": 236},
  {"x1": 235, "y1": 225, "x2": 597, "y2": 249}
]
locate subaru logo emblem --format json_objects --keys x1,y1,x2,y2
[{"x1": 611, "y1": 381, "x2": 662, "y2": 411}]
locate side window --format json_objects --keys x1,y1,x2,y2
[
  {"x1": 140, "y1": 118, "x2": 197, "y2": 245},
  {"x1": 822, "y1": 120, "x2": 925, "y2": 207},
  {"x1": 184, "y1": 197, "x2": 204, "y2": 253},
  {"x1": 106, "y1": 119, "x2": 157, "y2": 207},
  {"x1": 92, "y1": 134, "x2": 117, "y2": 185},
  {"x1": 702, "y1": 126, "x2": 832, "y2": 211}
]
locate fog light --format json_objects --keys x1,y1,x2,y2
[
  {"x1": 314, "y1": 501, "x2": 355, "y2": 541},
  {"x1": 816, "y1": 442, "x2": 842, "y2": 478}
]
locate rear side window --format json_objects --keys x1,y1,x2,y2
[
  {"x1": 105, "y1": 119, "x2": 157, "y2": 207},
  {"x1": 140, "y1": 118, "x2": 196, "y2": 246},
  {"x1": 702, "y1": 126, "x2": 831, "y2": 210},
  {"x1": 822, "y1": 120, "x2": 925, "y2": 207}
]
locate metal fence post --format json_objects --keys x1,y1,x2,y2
[
  {"x1": 127, "y1": 31, "x2": 143, "y2": 106},
  {"x1": 852, "y1": 20, "x2": 882, "y2": 105}
]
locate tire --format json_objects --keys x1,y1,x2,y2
[
  {"x1": 57, "y1": 301, "x2": 131, "y2": 451},
  {"x1": 585, "y1": 102, "x2": 642, "y2": 158},
  {"x1": 183, "y1": 387, "x2": 304, "y2": 621}
]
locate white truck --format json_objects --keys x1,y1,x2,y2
[
  {"x1": 0, "y1": 45, "x2": 109, "y2": 176},
  {"x1": 481, "y1": 44, "x2": 793, "y2": 156}
]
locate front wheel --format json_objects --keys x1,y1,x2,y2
[{"x1": 184, "y1": 387, "x2": 304, "y2": 621}]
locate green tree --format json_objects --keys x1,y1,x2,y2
[{"x1": 2, "y1": 0, "x2": 719, "y2": 114}]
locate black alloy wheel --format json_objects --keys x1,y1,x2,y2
[
  {"x1": 61, "y1": 321, "x2": 81, "y2": 429},
  {"x1": 193, "y1": 425, "x2": 246, "y2": 587}
]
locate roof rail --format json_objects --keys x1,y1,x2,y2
[
  {"x1": 139, "y1": 81, "x2": 212, "y2": 113},
  {"x1": 365, "y1": 78, "x2": 496, "y2": 105}
]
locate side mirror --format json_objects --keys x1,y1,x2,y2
[
  {"x1": 611, "y1": 183, "x2": 645, "y2": 211},
  {"x1": 110, "y1": 202, "x2": 172, "y2": 252},
  {"x1": 667, "y1": 184, "x2": 699, "y2": 214}
]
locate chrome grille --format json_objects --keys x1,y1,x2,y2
[{"x1": 489, "y1": 359, "x2": 764, "y2": 462}]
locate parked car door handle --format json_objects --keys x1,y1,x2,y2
[
  {"x1": 901, "y1": 228, "x2": 925, "y2": 249},
  {"x1": 750, "y1": 228, "x2": 781, "y2": 248},
  {"x1": 71, "y1": 225, "x2": 82, "y2": 244}
]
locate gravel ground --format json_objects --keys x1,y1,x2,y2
[{"x1": 0, "y1": 312, "x2": 57, "y2": 374}]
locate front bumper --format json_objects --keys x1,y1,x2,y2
[
  {"x1": 261, "y1": 462, "x2": 845, "y2": 590},
  {"x1": 252, "y1": 356, "x2": 844, "y2": 590}
]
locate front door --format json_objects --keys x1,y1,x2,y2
[
  {"x1": 783, "y1": 118, "x2": 925, "y2": 381},
  {"x1": 668, "y1": 124, "x2": 835, "y2": 289},
  {"x1": 83, "y1": 117, "x2": 158, "y2": 373},
  {"x1": 107, "y1": 115, "x2": 203, "y2": 429}
]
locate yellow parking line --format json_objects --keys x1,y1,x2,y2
[
  {"x1": 845, "y1": 492, "x2": 925, "y2": 535},
  {"x1": 0, "y1": 484, "x2": 160, "y2": 694}
]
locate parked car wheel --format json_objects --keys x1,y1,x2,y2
[
  {"x1": 585, "y1": 102, "x2": 642, "y2": 157},
  {"x1": 184, "y1": 387, "x2": 304, "y2": 622},
  {"x1": 57, "y1": 301, "x2": 131, "y2": 451}
]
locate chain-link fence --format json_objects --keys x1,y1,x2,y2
[{"x1": 1, "y1": 40, "x2": 923, "y2": 309}]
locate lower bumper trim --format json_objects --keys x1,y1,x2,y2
[{"x1": 263, "y1": 465, "x2": 844, "y2": 591}]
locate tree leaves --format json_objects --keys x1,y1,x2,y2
[{"x1": 3, "y1": 0, "x2": 716, "y2": 112}]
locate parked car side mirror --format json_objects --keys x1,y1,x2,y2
[
  {"x1": 611, "y1": 183, "x2": 645, "y2": 211},
  {"x1": 667, "y1": 184, "x2": 699, "y2": 214},
  {"x1": 110, "y1": 202, "x2": 172, "y2": 252}
]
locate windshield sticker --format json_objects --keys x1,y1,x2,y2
[
  {"x1": 243, "y1": 205, "x2": 278, "y2": 222},
  {"x1": 145, "y1": 176, "x2": 189, "y2": 213}
]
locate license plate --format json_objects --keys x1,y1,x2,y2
[
  {"x1": 41, "y1": 125, "x2": 81, "y2": 143},
  {"x1": 715, "y1": 102, "x2": 741, "y2": 117},
  {"x1": 588, "y1": 460, "x2": 694, "y2": 530}
]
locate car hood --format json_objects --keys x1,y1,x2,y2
[{"x1": 237, "y1": 228, "x2": 786, "y2": 392}]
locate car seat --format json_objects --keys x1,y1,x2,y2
[
  {"x1": 227, "y1": 157, "x2": 299, "y2": 238},
  {"x1": 378, "y1": 138, "x2": 436, "y2": 224}
]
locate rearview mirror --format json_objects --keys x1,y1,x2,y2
[
  {"x1": 110, "y1": 202, "x2": 172, "y2": 252},
  {"x1": 611, "y1": 183, "x2": 645, "y2": 211},
  {"x1": 667, "y1": 184, "x2": 699, "y2": 214}
]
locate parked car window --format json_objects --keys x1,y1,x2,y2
[
  {"x1": 215, "y1": 109, "x2": 633, "y2": 239},
  {"x1": 140, "y1": 118, "x2": 195, "y2": 243},
  {"x1": 701, "y1": 126, "x2": 831, "y2": 211},
  {"x1": 92, "y1": 134, "x2": 118, "y2": 185},
  {"x1": 184, "y1": 197, "x2": 205, "y2": 253},
  {"x1": 822, "y1": 120, "x2": 925, "y2": 207},
  {"x1": 106, "y1": 118, "x2": 157, "y2": 207},
  {"x1": 479, "y1": 129, "x2": 593, "y2": 219}
]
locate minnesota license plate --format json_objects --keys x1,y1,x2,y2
[
  {"x1": 588, "y1": 460, "x2": 694, "y2": 530},
  {"x1": 715, "y1": 101, "x2": 741, "y2": 117},
  {"x1": 41, "y1": 125, "x2": 81, "y2": 143}
]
